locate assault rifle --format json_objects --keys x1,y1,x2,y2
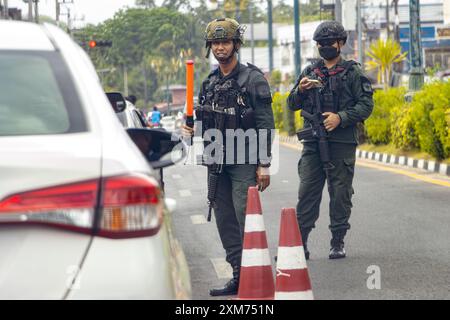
[{"x1": 296, "y1": 87, "x2": 334, "y2": 171}]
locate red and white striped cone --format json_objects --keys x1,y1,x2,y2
[
  {"x1": 237, "y1": 186, "x2": 275, "y2": 300},
  {"x1": 275, "y1": 208, "x2": 313, "y2": 300}
]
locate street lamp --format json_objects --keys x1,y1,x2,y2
[
  {"x1": 408, "y1": 0, "x2": 424, "y2": 92},
  {"x1": 294, "y1": 0, "x2": 301, "y2": 78}
]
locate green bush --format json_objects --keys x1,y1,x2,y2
[
  {"x1": 271, "y1": 92, "x2": 287, "y2": 131},
  {"x1": 390, "y1": 102, "x2": 419, "y2": 151},
  {"x1": 271, "y1": 92, "x2": 304, "y2": 134},
  {"x1": 410, "y1": 81, "x2": 450, "y2": 160},
  {"x1": 365, "y1": 87, "x2": 406, "y2": 144}
]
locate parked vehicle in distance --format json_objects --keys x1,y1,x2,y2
[{"x1": 106, "y1": 92, "x2": 148, "y2": 129}]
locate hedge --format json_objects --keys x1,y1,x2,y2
[
  {"x1": 272, "y1": 92, "x2": 303, "y2": 134},
  {"x1": 272, "y1": 82, "x2": 450, "y2": 160},
  {"x1": 365, "y1": 82, "x2": 450, "y2": 160}
]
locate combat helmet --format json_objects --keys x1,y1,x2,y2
[
  {"x1": 313, "y1": 21, "x2": 347, "y2": 44},
  {"x1": 204, "y1": 18, "x2": 246, "y2": 58}
]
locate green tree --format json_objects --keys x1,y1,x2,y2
[
  {"x1": 80, "y1": 8, "x2": 203, "y2": 104},
  {"x1": 272, "y1": 0, "x2": 331, "y2": 23}
]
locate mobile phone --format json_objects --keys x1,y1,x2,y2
[{"x1": 308, "y1": 79, "x2": 322, "y2": 86}]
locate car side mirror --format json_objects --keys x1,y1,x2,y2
[
  {"x1": 106, "y1": 92, "x2": 127, "y2": 113},
  {"x1": 126, "y1": 128, "x2": 186, "y2": 169}
]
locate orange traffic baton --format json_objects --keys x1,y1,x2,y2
[{"x1": 185, "y1": 60, "x2": 194, "y2": 128}]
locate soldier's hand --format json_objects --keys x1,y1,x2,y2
[
  {"x1": 298, "y1": 77, "x2": 315, "y2": 93},
  {"x1": 322, "y1": 112, "x2": 341, "y2": 132},
  {"x1": 181, "y1": 124, "x2": 194, "y2": 138},
  {"x1": 256, "y1": 166, "x2": 270, "y2": 192}
]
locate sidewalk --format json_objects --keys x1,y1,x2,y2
[{"x1": 278, "y1": 135, "x2": 450, "y2": 178}]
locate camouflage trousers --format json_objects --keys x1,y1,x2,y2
[
  {"x1": 296, "y1": 142, "x2": 356, "y2": 235},
  {"x1": 213, "y1": 164, "x2": 257, "y2": 268}
]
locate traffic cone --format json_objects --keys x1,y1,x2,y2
[
  {"x1": 275, "y1": 208, "x2": 313, "y2": 300},
  {"x1": 237, "y1": 186, "x2": 275, "y2": 300}
]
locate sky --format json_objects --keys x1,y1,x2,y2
[
  {"x1": 6, "y1": 0, "x2": 296, "y2": 27},
  {"x1": 8, "y1": 0, "x2": 138, "y2": 26}
]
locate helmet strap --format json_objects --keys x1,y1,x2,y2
[
  {"x1": 205, "y1": 44, "x2": 211, "y2": 59},
  {"x1": 232, "y1": 40, "x2": 240, "y2": 55},
  {"x1": 209, "y1": 41, "x2": 238, "y2": 65}
]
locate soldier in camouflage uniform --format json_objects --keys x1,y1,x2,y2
[
  {"x1": 287, "y1": 21, "x2": 374, "y2": 260},
  {"x1": 182, "y1": 18, "x2": 275, "y2": 296}
]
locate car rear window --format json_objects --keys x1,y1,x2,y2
[{"x1": 0, "y1": 51, "x2": 87, "y2": 136}]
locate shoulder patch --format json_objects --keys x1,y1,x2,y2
[
  {"x1": 255, "y1": 80, "x2": 272, "y2": 101},
  {"x1": 361, "y1": 76, "x2": 373, "y2": 94},
  {"x1": 246, "y1": 63, "x2": 264, "y2": 75}
]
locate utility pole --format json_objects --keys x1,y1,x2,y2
[
  {"x1": 1, "y1": 0, "x2": 8, "y2": 19},
  {"x1": 58, "y1": 1, "x2": 74, "y2": 31},
  {"x1": 335, "y1": 0, "x2": 342, "y2": 23},
  {"x1": 393, "y1": 0, "x2": 400, "y2": 42},
  {"x1": 34, "y1": 0, "x2": 39, "y2": 23},
  {"x1": 385, "y1": 0, "x2": 390, "y2": 38},
  {"x1": 67, "y1": 7, "x2": 71, "y2": 33},
  {"x1": 249, "y1": 2, "x2": 255, "y2": 64},
  {"x1": 357, "y1": 0, "x2": 363, "y2": 65},
  {"x1": 268, "y1": 0, "x2": 274, "y2": 73},
  {"x1": 408, "y1": 0, "x2": 424, "y2": 91},
  {"x1": 235, "y1": 0, "x2": 241, "y2": 62},
  {"x1": 124, "y1": 65, "x2": 129, "y2": 97},
  {"x1": 4, "y1": 0, "x2": 8, "y2": 19},
  {"x1": 27, "y1": 0, "x2": 33, "y2": 22},
  {"x1": 56, "y1": 0, "x2": 60, "y2": 26},
  {"x1": 294, "y1": 0, "x2": 301, "y2": 78}
]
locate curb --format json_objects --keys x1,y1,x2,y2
[{"x1": 278, "y1": 135, "x2": 450, "y2": 177}]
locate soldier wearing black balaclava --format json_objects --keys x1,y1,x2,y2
[{"x1": 287, "y1": 21, "x2": 374, "y2": 260}]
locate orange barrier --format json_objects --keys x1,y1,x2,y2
[
  {"x1": 275, "y1": 208, "x2": 313, "y2": 300},
  {"x1": 237, "y1": 186, "x2": 275, "y2": 300}
]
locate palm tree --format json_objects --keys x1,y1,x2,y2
[{"x1": 365, "y1": 38, "x2": 407, "y2": 90}]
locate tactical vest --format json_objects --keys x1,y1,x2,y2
[
  {"x1": 196, "y1": 64, "x2": 258, "y2": 135},
  {"x1": 308, "y1": 60, "x2": 358, "y2": 114}
]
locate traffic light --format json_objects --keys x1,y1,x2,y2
[{"x1": 87, "y1": 40, "x2": 112, "y2": 48}]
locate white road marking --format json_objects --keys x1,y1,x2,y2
[
  {"x1": 210, "y1": 258, "x2": 233, "y2": 279},
  {"x1": 190, "y1": 215, "x2": 207, "y2": 225},
  {"x1": 179, "y1": 189, "x2": 192, "y2": 197},
  {"x1": 275, "y1": 290, "x2": 314, "y2": 300}
]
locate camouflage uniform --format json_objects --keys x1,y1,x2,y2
[
  {"x1": 287, "y1": 21, "x2": 374, "y2": 259},
  {"x1": 198, "y1": 18, "x2": 275, "y2": 295}
]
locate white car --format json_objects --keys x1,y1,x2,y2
[
  {"x1": 107, "y1": 93, "x2": 147, "y2": 129},
  {"x1": 0, "y1": 21, "x2": 191, "y2": 300},
  {"x1": 160, "y1": 115, "x2": 177, "y2": 132}
]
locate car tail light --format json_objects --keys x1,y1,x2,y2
[
  {"x1": 0, "y1": 174, "x2": 163, "y2": 239},
  {"x1": 0, "y1": 180, "x2": 98, "y2": 234},
  {"x1": 98, "y1": 175, "x2": 163, "y2": 239}
]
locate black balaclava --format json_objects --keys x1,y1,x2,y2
[{"x1": 318, "y1": 41, "x2": 341, "y2": 61}]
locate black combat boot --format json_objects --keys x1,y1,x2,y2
[
  {"x1": 329, "y1": 230, "x2": 347, "y2": 260},
  {"x1": 209, "y1": 265, "x2": 240, "y2": 296},
  {"x1": 300, "y1": 228, "x2": 311, "y2": 260}
]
